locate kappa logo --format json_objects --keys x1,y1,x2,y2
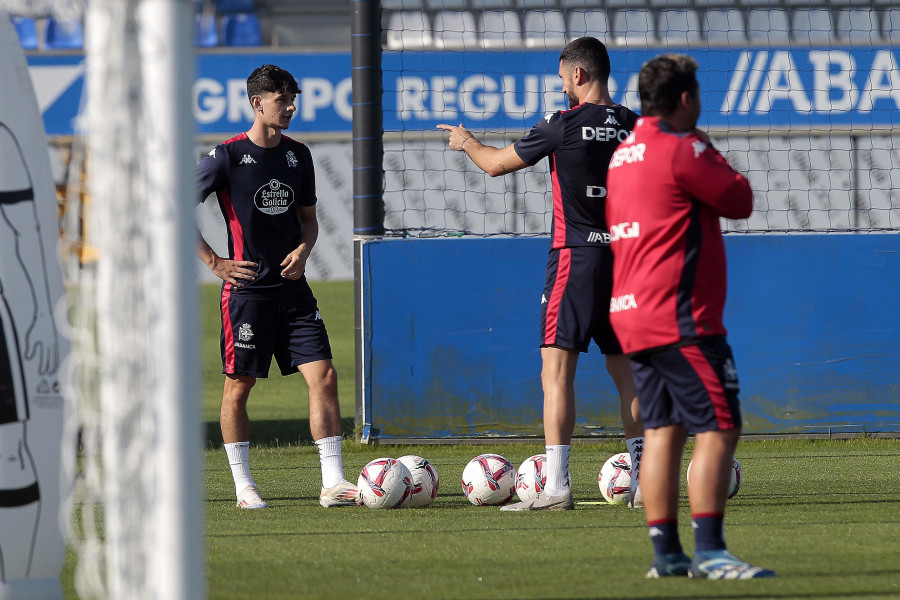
[
  {"x1": 692, "y1": 140, "x2": 708, "y2": 158},
  {"x1": 240, "y1": 154, "x2": 256, "y2": 164},
  {"x1": 314, "y1": 310, "x2": 323, "y2": 321},
  {"x1": 286, "y1": 150, "x2": 298, "y2": 168},
  {"x1": 609, "y1": 294, "x2": 638, "y2": 313},
  {"x1": 208, "y1": 148, "x2": 216, "y2": 157},
  {"x1": 238, "y1": 323, "x2": 254, "y2": 341},
  {"x1": 604, "y1": 115, "x2": 620, "y2": 126},
  {"x1": 723, "y1": 358, "x2": 740, "y2": 390},
  {"x1": 541, "y1": 294, "x2": 548, "y2": 305}
]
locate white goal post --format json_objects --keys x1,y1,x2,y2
[
  {"x1": 79, "y1": 1, "x2": 204, "y2": 598},
  {"x1": 0, "y1": 0, "x2": 205, "y2": 598}
]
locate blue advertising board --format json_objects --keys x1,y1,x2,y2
[
  {"x1": 383, "y1": 47, "x2": 900, "y2": 131},
  {"x1": 360, "y1": 234, "x2": 900, "y2": 440},
  {"x1": 28, "y1": 46, "x2": 900, "y2": 137},
  {"x1": 28, "y1": 52, "x2": 352, "y2": 136}
]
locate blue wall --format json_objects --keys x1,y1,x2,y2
[{"x1": 361, "y1": 234, "x2": 900, "y2": 439}]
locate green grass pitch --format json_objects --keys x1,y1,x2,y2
[{"x1": 63, "y1": 281, "x2": 900, "y2": 599}]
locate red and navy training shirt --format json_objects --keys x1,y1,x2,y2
[
  {"x1": 197, "y1": 133, "x2": 317, "y2": 300},
  {"x1": 514, "y1": 102, "x2": 638, "y2": 249},
  {"x1": 605, "y1": 116, "x2": 753, "y2": 355}
]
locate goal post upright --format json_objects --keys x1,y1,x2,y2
[
  {"x1": 137, "y1": 0, "x2": 204, "y2": 598},
  {"x1": 83, "y1": 0, "x2": 204, "y2": 597},
  {"x1": 351, "y1": 0, "x2": 384, "y2": 441}
]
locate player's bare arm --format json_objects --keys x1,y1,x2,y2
[
  {"x1": 281, "y1": 204, "x2": 318, "y2": 280},
  {"x1": 196, "y1": 235, "x2": 258, "y2": 287},
  {"x1": 436, "y1": 123, "x2": 528, "y2": 177}
]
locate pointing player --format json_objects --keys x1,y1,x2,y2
[
  {"x1": 605, "y1": 54, "x2": 775, "y2": 578},
  {"x1": 438, "y1": 37, "x2": 644, "y2": 511},
  {"x1": 197, "y1": 65, "x2": 359, "y2": 509}
]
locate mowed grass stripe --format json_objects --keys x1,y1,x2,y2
[{"x1": 203, "y1": 439, "x2": 900, "y2": 600}]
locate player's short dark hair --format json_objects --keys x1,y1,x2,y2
[
  {"x1": 246, "y1": 64, "x2": 301, "y2": 103},
  {"x1": 559, "y1": 37, "x2": 611, "y2": 83},
  {"x1": 638, "y1": 54, "x2": 699, "y2": 117}
]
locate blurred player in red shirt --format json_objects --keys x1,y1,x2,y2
[{"x1": 606, "y1": 54, "x2": 774, "y2": 579}]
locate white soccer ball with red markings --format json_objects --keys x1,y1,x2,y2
[
  {"x1": 686, "y1": 457, "x2": 742, "y2": 500},
  {"x1": 515, "y1": 454, "x2": 547, "y2": 502},
  {"x1": 461, "y1": 453, "x2": 516, "y2": 506},
  {"x1": 357, "y1": 457, "x2": 414, "y2": 509},
  {"x1": 397, "y1": 455, "x2": 440, "y2": 508},
  {"x1": 598, "y1": 452, "x2": 632, "y2": 505}
]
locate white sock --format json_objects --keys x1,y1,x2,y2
[
  {"x1": 315, "y1": 435, "x2": 345, "y2": 489},
  {"x1": 225, "y1": 441, "x2": 255, "y2": 497},
  {"x1": 626, "y1": 436, "x2": 644, "y2": 485},
  {"x1": 544, "y1": 444, "x2": 571, "y2": 495}
]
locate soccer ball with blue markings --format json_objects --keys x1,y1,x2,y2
[
  {"x1": 598, "y1": 452, "x2": 632, "y2": 505},
  {"x1": 357, "y1": 457, "x2": 414, "y2": 509},
  {"x1": 397, "y1": 454, "x2": 439, "y2": 508},
  {"x1": 461, "y1": 453, "x2": 516, "y2": 506}
]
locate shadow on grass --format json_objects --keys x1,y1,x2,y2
[{"x1": 204, "y1": 417, "x2": 356, "y2": 449}]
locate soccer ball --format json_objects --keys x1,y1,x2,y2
[
  {"x1": 397, "y1": 455, "x2": 439, "y2": 508},
  {"x1": 461, "y1": 453, "x2": 516, "y2": 506},
  {"x1": 598, "y1": 452, "x2": 632, "y2": 505},
  {"x1": 686, "y1": 457, "x2": 742, "y2": 499},
  {"x1": 357, "y1": 457, "x2": 414, "y2": 509},
  {"x1": 515, "y1": 454, "x2": 547, "y2": 502}
]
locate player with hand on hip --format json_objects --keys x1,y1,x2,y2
[
  {"x1": 438, "y1": 37, "x2": 644, "y2": 511},
  {"x1": 196, "y1": 64, "x2": 359, "y2": 509},
  {"x1": 605, "y1": 54, "x2": 774, "y2": 579}
]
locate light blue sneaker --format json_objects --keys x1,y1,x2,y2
[
  {"x1": 690, "y1": 549, "x2": 776, "y2": 580},
  {"x1": 646, "y1": 552, "x2": 692, "y2": 578}
]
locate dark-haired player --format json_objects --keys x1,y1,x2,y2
[
  {"x1": 606, "y1": 53, "x2": 774, "y2": 579},
  {"x1": 438, "y1": 37, "x2": 643, "y2": 511},
  {"x1": 197, "y1": 64, "x2": 359, "y2": 509}
]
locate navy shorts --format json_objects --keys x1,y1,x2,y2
[
  {"x1": 220, "y1": 291, "x2": 332, "y2": 378},
  {"x1": 630, "y1": 337, "x2": 742, "y2": 433},
  {"x1": 540, "y1": 246, "x2": 622, "y2": 354}
]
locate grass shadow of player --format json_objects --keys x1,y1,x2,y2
[{"x1": 204, "y1": 417, "x2": 355, "y2": 449}]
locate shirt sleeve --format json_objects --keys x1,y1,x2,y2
[
  {"x1": 513, "y1": 111, "x2": 565, "y2": 166},
  {"x1": 671, "y1": 135, "x2": 753, "y2": 220},
  {"x1": 297, "y1": 143, "x2": 317, "y2": 207},
  {"x1": 196, "y1": 145, "x2": 227, "y2": 203}
]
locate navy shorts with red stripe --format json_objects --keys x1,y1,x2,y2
[
  {"x1": 629, "y1": 336, "x2": 742, "y2": 433},
  {"x1": 220, "y1": 290, "x2": 332, "y2": 378},
  {"x1": 539, "y1": 246, "x2": 622, "y2": 354}
]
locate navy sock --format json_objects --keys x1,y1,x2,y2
[
  {"x1": 648, "y1": 519, "x2": 683, "y2": 556},
  {"x1": 692, "y1": 513, "x2": 726, "y2": 553}
]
